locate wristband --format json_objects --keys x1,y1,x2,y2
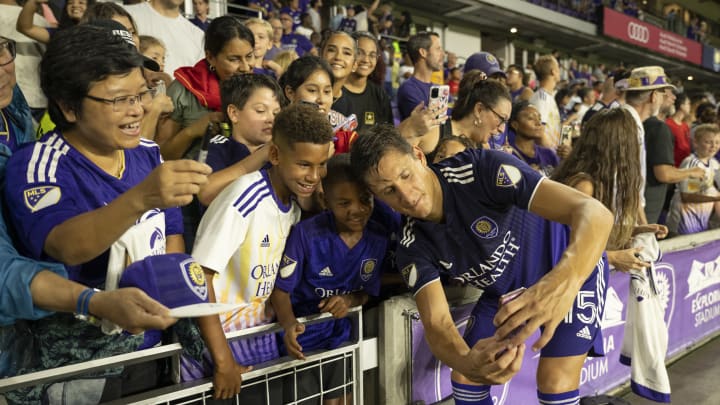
[{"x1": 75, "y1": 288, "x2": 100, "y2": 321}]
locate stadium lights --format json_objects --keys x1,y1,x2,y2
[
  {"x1": 510, "y1": 27, "x2": 518, "y2": 34},
  {"x1": 687, "y1": 75, "x2": 694, "y2": 81}
]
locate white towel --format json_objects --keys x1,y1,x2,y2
[{"x1": 619, "y1": 232, "x2": 671, "y2": 402}]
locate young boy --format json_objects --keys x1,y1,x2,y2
[
  {"x1": 197, "y1": 73, "x2": 285, "y2": 206},
  {"x1": 186, "y1": 103, "x2": 334, "y2": 402},
  {"x1": 270, "y1": 154, "x2": 398, "y2": 403},
  {"x1": 666, "y1": 124, "x2": 720, "y2": 235}
]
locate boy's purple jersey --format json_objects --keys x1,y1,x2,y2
[
  {"x1": 205, "y1": 135, "x2": 251, "y2": 174},
  {"x1": 4, "y1": 131, "x2": 182, "y2": 287},
  {"x1": 275, "y1": 210, "x2": 392, "y2": 351},
  {"x1": 396, "y1": 148, "x2": 553, "y2": 299}
]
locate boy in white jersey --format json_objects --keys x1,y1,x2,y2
[
  {"x1": 666, "y1": 124, "x2": 720, "y2": 235},
  {"x1": 186, "y1": 103, "x2": 334, "y2": 401}
]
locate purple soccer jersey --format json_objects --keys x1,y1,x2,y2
[
  {"x1": 275, "y1": 210, "x2": 391, "y2": 352},
  {"x1": 205, "y1": 134, "x2": 252, "y2": 174},
  {"x1": 4, "y1": 131, "x2": 183, "y2": 287},
  {"x1": 395, "y1": 148, "x2": 607, "y2": 357}
]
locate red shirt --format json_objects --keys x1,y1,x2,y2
[{"x1": 665, "y1": 117, "x2": 691, "y2": 167}]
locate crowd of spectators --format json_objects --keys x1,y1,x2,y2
[{"x1": 0, "y1": 0, "x2": 719, "y2": 404}]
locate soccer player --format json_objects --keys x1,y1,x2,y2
[
  {"x1": 350, "y1": 124, "x2": 613, "y2": 405},
  {"x1": 666, "y1": 124, "x2": 720, "y2": 235},
  {"x1": 197, "y1": 73, "x2": 285, "y2": 207},
  {"x1": 271, "y1": 153, "x2": 396, "y2": 403},
  {"x1": 188, "y1": 103, "x2": 334, "y2": 401}
]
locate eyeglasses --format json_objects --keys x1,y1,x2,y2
[
  {"x1": 357, "y1": 49, "x2": 378, "y2": 60},
  {"x1": 487, "y1": 104, "x2": 509, "y2": 128},
  {"x1": 85, "y1": 90, "x2": 153, "y2": 112},
  {"x1": 0, "y1": 39, "x2": 16, "y2": 67}
]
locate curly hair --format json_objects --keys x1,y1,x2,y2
[
  {"x1": 272, "y1": 103, "x2": 334, "y2": 148},
  {"x1": 552, "y1": 108, "x2": 641, "y2": 249}
]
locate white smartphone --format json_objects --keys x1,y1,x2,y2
[{"x1": 428, "y1": 85, "x2": 450, "y2": 117}]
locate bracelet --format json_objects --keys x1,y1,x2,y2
[{"x1": 75, "y1": 288, "x2": 99, "y2": 317}]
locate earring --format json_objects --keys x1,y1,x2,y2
[
  {"x1": 209, "y1": 64, "x2": 216, "y2": 72},
  {"x1": 473, "y1": 117, "x2": 481, "y2": 127}
]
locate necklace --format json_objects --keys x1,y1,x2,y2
[{"x1": 114, "y1": 150, "x2": 125, "y2": 179}]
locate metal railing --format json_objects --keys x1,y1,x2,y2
[{"x1": 0, "y1": 307, "x2": 364, "y2": 405}]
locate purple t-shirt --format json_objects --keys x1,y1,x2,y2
[
  {"x1": 4, "y1": 131, "x2": 183, "y2": 287},
  {"x1": 397, "y1": 76, "x2": 432, "y2": 120},
  {"x1": 508, "y1": 138, "x2": 560, "y2": 177},
  {"x1": 281, "y1": 33, "x2": 314, "y2": 57},
  {"x1": 279, "y1": 7, "x2": 302, "y2": 30},
  {"x1": 205, "y1": 135, "x2": 252, "y2": 174}
]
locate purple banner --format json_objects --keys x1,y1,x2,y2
[{"x1": 410, "y1": 239, "x2": 720, "y2": 404}]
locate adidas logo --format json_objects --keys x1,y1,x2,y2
[
  {"x1": 576, "y1": 326, "x2": 592, "y2": 340},
  {"x1": 319, "y1": 267, "x2": 334, "y2": 277},
  {"x1": 260, "y1": 234, "x2": 270, "y2": 248}
]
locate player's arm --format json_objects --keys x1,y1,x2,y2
[
  {"x1": 269, "y1": 288, "x2": 306, "y2": 360},
  {"x1": 653, "y1": 164, "x2": 705, "y2": 184},
  {"x1": 198, "y1": 146, "x2": 269, "y2": 206},
  {"x1": 416, "y1": 280, "x2": 523, "y2": 384},
  {"x1": 494, "y1": 178, "x2": 613, "y2": 351},
  {"x1": 196, "y1": 267, "x2": 251, "y2": 399},
  {"x1": 44, "y1": 160, "x2": 210, "y2": 265},
  {"x1": 680, "y1": 192, "x2": 720, "y2": 203}
]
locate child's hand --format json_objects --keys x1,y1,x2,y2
[
  {"x1": 319, "y1": 296, "x2": 351, "y2": 319},
  {"x1": 284, "y1": 322, "x2": 306, "y2": 360}
]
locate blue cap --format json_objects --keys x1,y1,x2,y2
[
  {"x1": 119, "y1": 253, "x2": 208, "y2": 308},
  {"x1": 464, "y1": 52, "x2": 506, "y2": 78}
]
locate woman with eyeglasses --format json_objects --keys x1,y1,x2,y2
[
  {"x1": 441, "y1": 70, "x2": 512, "y2": 150},
  {"x1": 3, "y1": 25, "x2": 214, "y2": 401}
]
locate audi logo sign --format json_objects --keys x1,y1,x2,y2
[{"x1": 627, "y1": 22, "x2": 650, "y2": 43}]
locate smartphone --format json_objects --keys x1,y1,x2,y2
[
  {"x1": 560, "y1": 125, "x2": 573, "y2": 146},
  {"x1": 428, "y1": 85, "x2": 450, "y2": 118}
]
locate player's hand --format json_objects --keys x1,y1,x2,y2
[
  {"x1": 608, "y1": 247, "x2": 651, "y2": 273},
  {"x1": 492, "y1": 270, "x2": 578, "y2": 352},
  {"x1": 212, "y1": 361, "x2": 252, "y2": 399},
  {"x1": 556, "y1": 143, "x2": 572, "y2": 159},
  {"x1": 89, "y1": 288, "x2": 177, "y2": 334},
  {"x1": 460, "y1": 337, "x2": 524, "y2": 385},
  {"x1": 134, "y1": 159, "x2": 212, "y2": 209},
  {"x1": 284, "y1": 322, "x2": 306, "y2": 360},
  {"x1": 319, "y1": 295, "x2": 350, "y2": 318}
]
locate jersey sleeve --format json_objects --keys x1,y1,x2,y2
[
  {"x1": 462, "y1": 149, "x2": 543, "y2": 210},
  {"x1": 274, "y1": 224, "x2": 306, "y2": 293},
  {"x1": 4, "y1": 151, "x2": 83, "y2": 260},
  {"x1": 205, "y1": 136, "x2": 230, "y2": 173},
  {"x1": 191, "y1": 180, "x2": 248, "y2": 273},
  {"x1": 395, "y1": 218, "x2": 440, "y2": 295}
]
